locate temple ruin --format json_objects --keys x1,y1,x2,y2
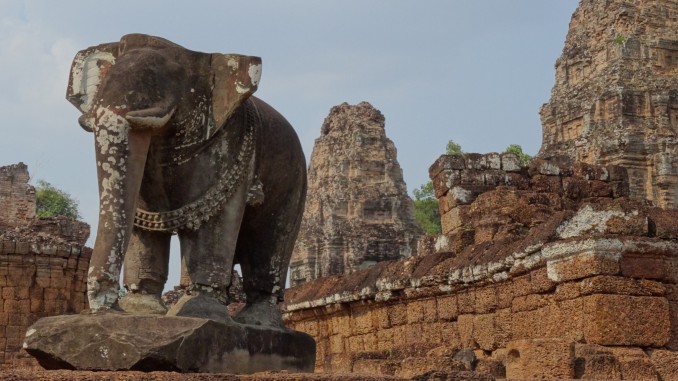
[
  {"x1": 282, "y1": 0, "x2": 678, "y2": 379},
  {"x1": 289, "y1": 102, "x2": 422, "y2": 286},
  {"x1": 0, "y1": 163, "x2": 91, "y2": 368},
  {"x1": 539, "y1": 0, "x2": 678, "y2": 208},
  {"x1": 284, "y1": 155, "x2": 678, "y2": 379}
]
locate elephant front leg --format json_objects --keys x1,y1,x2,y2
[
  {"x1": 118, "y1": 228, "x2": 171, "y2": 315},
  {"x1": 166, "y1": 180, "x2": 248, "y2": 323}
]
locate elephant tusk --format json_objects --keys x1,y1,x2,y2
[
  {"x1": 78, "y1": 114, "x2": 94, "y2": 132},
  {"x1": 125, "y1": 107, "x2": 176, "y2": 129}
]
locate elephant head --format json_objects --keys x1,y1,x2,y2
[{"x1": 67, "y1": 34, "x2": 262, "y2": 311}]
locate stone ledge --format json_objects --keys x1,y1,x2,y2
[{"x1": 283, "y1": 237, "x2": 678, "y2": 314}]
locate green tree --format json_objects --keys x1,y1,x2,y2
[
  {"x1": 412, "y1": 181, "x2": 441, "y2": 235},
  {"x1": 35, "y1": 180, "x2": 80, "y2": 219},
  {"x1": 504, "y1": 144, "x2": 532, "y2": 166},
  {"x1": 446, "y1": 140, "x2": 463, "y2": 155}
]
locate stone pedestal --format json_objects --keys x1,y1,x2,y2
[{"x1": 23, "y1": 313, "x2": 315, "y2": 373}]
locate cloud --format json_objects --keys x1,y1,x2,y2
[{"x1": 0, "y1": 9, "x2": 78, "y2": 121}]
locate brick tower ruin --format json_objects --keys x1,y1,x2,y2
[
  {"x1": 289, "y1": 102, "x2": 422, "y2": 286},
  {"x1": 0, "y1": 163, "x2": 90, "y2": 368},
  {"x1": 538, "y1": 0, "x2": 678, "y2": 208}
]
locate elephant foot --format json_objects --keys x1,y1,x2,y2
[
  {"x1": 166, "y1": 293, "x2": 233, "y2": 324},
  {"x1": 234, "y1": 301, "x2": 286, "y2": 329},
  {"x1": 118, "y1": 293, "x2": 168, "y2": 315},
  {"x1": 79, "y1": 304, "x2": 125, "y2": 315}
]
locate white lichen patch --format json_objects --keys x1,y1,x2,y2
[
  {"x1": 99, "y1": 346, "x2": 109, "y2": 359},
  {"x1": 248, "y1": 63, "x2": 262, "y2": 86},
  {"x1": 449, "y1": 186, "x2": 472, "y2": 204},
  {"x1": 556, "y1": 205, "x2": 635, "y2": 239},
  {"x1": 87, "y1": 274, "x2": 120, "y2": 311},
  {"x1": 94, "y1": 109, "x2": 130, "y2": 221},
  {"x1": 434, "y1": 234, "x2": 449, "y2": 252},
  {"x1": 541, "y1": 238, "x2": 623, "y2": 261},
  {"x1": 227, "y1": 57, "x2": 238, "y2": 70}
]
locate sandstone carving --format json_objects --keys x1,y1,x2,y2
[
  {"x1": 25, "y1": 34, "x2": 313, "y2": 373},
  {"x1": 289, "y1": 102, "x2": 422, "y2": 286},
  {"x1": 538, "y1": 0, "x2": 678, "y2": 208}
]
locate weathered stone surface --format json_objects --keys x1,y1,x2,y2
[
  {"x1": 649, "y1": 349, "x2": 678, "y2": 381},
  {"x1": 574, "y1": 344, "x2": 621, "y2": 380},
  {"x1": 504, "y1": 339, "x2": 574, "y2": 380},
  {"x1": 289, "y1": 102, "x2": 422, "y2": 286},
  {"x1": 582, "y1": 294, "x2": 670, "y2": 347},
  {"x1": 0, "y1": 163, "x2": 35, "y2": 229},
  {"x1": 538, "y1": 0, "x2": 678, "y2": 208},
  {"x1": 24, "y1": 313, "x2": 315, "y2": 373},
  {"x1": 608, "y1": 347, "x2": 659, "y2": 381},
  {"x1": 0, "y1": 370, "x2": 410, "y2": 381}
]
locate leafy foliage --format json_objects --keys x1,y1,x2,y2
[
  {"x1": 411, "y1": 140, "x2": 463, "y2": 235},
  {"x1": 35, "y1": 180, "x2": 80, "y2": 219},
  {"x1": 504, "y1": 144, "x2": 532, "y2": 166},
  {"x1": 446, "y1": 140, "x2": 463, "y2": 155},
  {"x1": 413, "y1": 181, "x2": 441, "y2": 235}
]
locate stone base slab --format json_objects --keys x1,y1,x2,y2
[
  {"x1": 0, "y1": 370, "x2": 411, "y2": 381},
  {"x1": 23, "y1": 313, "x2": 315, "y2": 373}
]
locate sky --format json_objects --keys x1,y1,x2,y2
[{"x1": 0, "y1": 1, "x2": 580, "y2": 290}]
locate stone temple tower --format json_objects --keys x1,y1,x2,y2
[
  {"x1": 289, "y1": 102, "x2": 422, "y2": 286},
  {"x1": 538, "y1": 0, "x2": 678, "y2": 208}
]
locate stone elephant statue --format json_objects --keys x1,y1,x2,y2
[{"x1": 67, "y1": 34, "x2": 306, "y2": 327}]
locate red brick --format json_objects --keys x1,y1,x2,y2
[
  {"x1": 621, "y1": 252, "x2": 666, "y2": 280},
  {"x1": 583, "y1": 294, "x2": 669, "y2": 346},
  {"x1": 574, "y1": 344, "x2": 621, "y2": 380},
  {"x1": 608, "y1": 347, "x2": 658, "y2": 381},
  {"x1": 505, "y1": 339, "x2": 575, "y2": 380},
  {"x1": 437, "y1": 295, "x2": 459, "y2": 320},
  {"x1": 406, "y1": 300, "x2": 424, "y2": 324},
  {"x1": 387, "y1": 303, "x2": 407, "y2": 326},
  {"x1": 650, "y1": 349, "x2": 678, "y2": 381},
  {"x1": 457, "y1": 289, "x2": 476, "y2": 314}
]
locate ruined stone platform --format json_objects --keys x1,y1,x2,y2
[{"x1": 23, "y1": 313, "x2": 315, "y2": 374}]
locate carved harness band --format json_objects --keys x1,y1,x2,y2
[{"x1": 133, "y1": 100, "x2": 259, "y2": 233}]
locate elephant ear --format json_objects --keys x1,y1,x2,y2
[
  {"x1": 66, "y1": 42, "x2": 119, "y2": 117},
  {"x1": 211, "y1": 54, "x2": 262, "y2": 132}
]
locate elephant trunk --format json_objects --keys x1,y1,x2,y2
[{"x1": 88, "y1": 107, "x2": 152, "y2": 311}]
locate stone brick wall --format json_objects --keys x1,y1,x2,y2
[
  {"x1": 284, "y1": 155, "x2": 678, "y2": 380},
  {"x1": 0, "y1": 239, "x2": 91, "y2": 369},
  {"x1": 0, "y1": 163, "x2": 35, "y2": 229},
  {"x1": 285, "y1": 239, "x2": 678, "y2": 379},
  {"x1": 428, "y1": 153, "x2": 629, "y2": 255}
]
